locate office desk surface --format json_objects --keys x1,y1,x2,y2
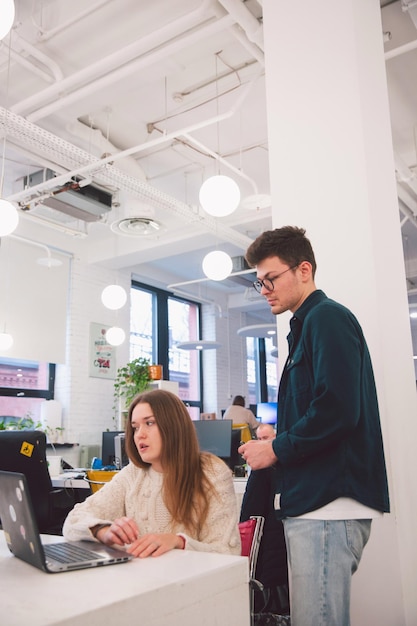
[{"x1": 0, "y1": 531, "x2": 250, "y2": 626}]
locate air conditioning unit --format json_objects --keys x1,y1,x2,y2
[
  {"x1": 23, "y1": 169, "x2": 113, "y2": 222},
  {"x1": 228, "y1": 256, "x2": 256, "y2": 288}
]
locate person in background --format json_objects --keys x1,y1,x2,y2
[
  {"x1": 240, "y1": 419, "x2": 289, "y2": 615},
  {"x1": 63, "y1": 389, "x2": 241, "y2": 557},
  {"x1": 223, "y1": 394, "x2": 259, "y2": 431},
  {"x1": 256, "y1": 423, "x2": 276, "y2": 441},
  {"x1": 239, "y1": 226, "x2": 389, "y2": 626}
]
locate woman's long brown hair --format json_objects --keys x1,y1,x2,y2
[{"x1": 124, "y1": 389, "x2": 217, "y2": 535}]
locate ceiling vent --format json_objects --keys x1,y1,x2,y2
[
  {"x1": 110, "y1": 216, "x2": 162, "y2": 237},
  {"x1": 22, "y1": 169, "x2": 113, "y2": 223}
]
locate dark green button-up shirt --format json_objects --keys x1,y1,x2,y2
[{"x1": 272, "y1": 289, "x2": 390, "y2": 519}]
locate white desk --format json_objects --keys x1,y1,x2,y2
[
  {"x1": 53, "y1": 474, "x2": 249, "y2": 496},
  {"x1": 51, "y1": 472, "x2": 90, "y2": 490},
  {"x1": 0, "y1": 531, "x2": 250, "y2": 626}
]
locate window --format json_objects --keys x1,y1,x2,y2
[
  {"x1": 245, "y1": 336, "x2": 278, "y2": 405},
  {"x1": 0, "y1": 357, "x2": 55, "y2": 423},
  {"x1": 131, "y1": 282, "x2": 202, "y2": 413}
]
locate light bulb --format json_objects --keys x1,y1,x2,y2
[
  {"x1": 0, "y1": 199, "x2": 19, "y2": 236},
  {"x1": 202, "y1": 250, "x2": 233, "y2": 280},
  {"x1": 0, "y1": 0, "x2": 15, "y2": 40},
  {"x1": 101, "y1": 284, "x2": 127, "y2": 310},
  {"x1": 105, "y1": 327, "x2": 126, "y2": 346},
  {"x1": 199, "y1": 175, "x2": 240, "y2": 217},
  {"x1": 0, "y1": 332, "x2": 13, "y2": 351}
]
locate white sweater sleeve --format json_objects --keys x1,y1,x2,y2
[{"x1": 62, "y1": 466, "x2": 134, "y2": 542}]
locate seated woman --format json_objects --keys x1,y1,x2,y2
[
  {"x1": 63, "y1": 389, "x2": 241, "y2": 558},
  {"x1": 223, "y1": 395, "x2": 259, "y2": 432}
]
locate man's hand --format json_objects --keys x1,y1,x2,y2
[{"x1": 238, "y1": 439, "x2": 277, "y2": 470}]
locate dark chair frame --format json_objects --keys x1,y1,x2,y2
[
  {"x1": 239, "y1": 515, "x2": 265, "y2": 626},
  {"x1": 0, "y1": 430, "x2": 75, "y2": 534}
]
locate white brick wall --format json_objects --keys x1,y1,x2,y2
[
  {"x1": 54, "y1": 257, "x2": 130, "y2": 450},
  {"x1": 54, "y1": 259, "x2": 254, "y2": 452}
]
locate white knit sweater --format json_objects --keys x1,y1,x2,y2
[{"x1": 63, "y1": 457, "x2": 241, "y2": 555}]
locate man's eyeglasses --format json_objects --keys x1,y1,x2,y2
[{"x1": 252, "y1": 265, "x2": 298, "y2": 294}]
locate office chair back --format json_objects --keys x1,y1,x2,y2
[{"x1": 0, "y1": 430, "x2": 70, "y2": 533}]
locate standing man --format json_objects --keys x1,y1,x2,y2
[{"x1": 239, "y1": 226, "x2": 389, "y2": 626}]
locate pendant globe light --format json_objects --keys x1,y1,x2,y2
[
  {"x1": 0, "y1": 199, "x2": 18, "y2": 236},
  {"x1": 0, "y1": 0, "x2": 15, "y2": 41},
  {"x1": 105, "y1": 326, "x2": 126, "y2": 346},
  {"x1": 199, "y1": 175, "x2": 240, "y2": 217},
  {"x1": 202, "y1": 250, "x2": 233, "y2": 281},
  {"x1": 198, "y1": 53, "x2": 240, "y2": 218},
  {"x1": 101, "y1": 284, "x2": 127, "y2": 310}
]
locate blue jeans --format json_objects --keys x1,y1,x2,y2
[{"x1": 282, "y1": 518, "x2": 371, "y2": 626}]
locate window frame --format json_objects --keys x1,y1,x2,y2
[
  {"x1": 131, "y1": 280, "x2": 203, "y2": 411},
  {"x1": 0, "y1": 361, "x2": 56, "y2": 400}
]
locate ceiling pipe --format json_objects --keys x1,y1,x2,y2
[
  {"x1": 25, "y1": 15, "x2": 236, "y2": 123},
  {"x1": 2, "y1": 108, "x2": 254, "y2": 249},
  {"x1": 385, "y1": 37, "x2": 417, "y2": 60},
  {"x1": 11, "y1": 0, "x2": 222, "y2": 119},
  {"x1": 217, "y1": 0, "x2": 264, "y2": 49},
  {"x1": 9, "y1": 233, "x2": 52, "y2": 262},
  {"x1": 66, "y1": 120, "x2": 147, "y2": 181},
  {"x1": 181, "y1": 131, "x2": 259, "y2": 194},
  {"x1": 168, "y1": 267, "x2": 254, "y2": 290},
  {"x1": 13, "y1": 1, "x2": 264, "y2": 125},
  {"x1": 397, "y1": 185, "x2": 417, "y2": 229},
  {"x1": 5, "y1": 70, "x2": 260, "y2": 201},
  {"x1": 227, "y1": 23, "x2": 264, "y2": 65},
  {"x1": 34, "y1": 0, "x2": 113, "y2": 42},
  {"x1": 1, "y1": 42, "x2": 56, "y2": 84},
  {"x1": 4, "y1": 31, "x2": 64, "y2": 82}
]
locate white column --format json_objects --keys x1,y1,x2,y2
[{"x1": 263, "y1": 1, "x2": 417, "y2": 624}]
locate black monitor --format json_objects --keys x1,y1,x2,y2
[
  {"x1": 193, "y1": 419, "x2": 232, "y2": 460},
  {"x1": 249, "y1": 403, "x2": 257, "y2": 417},
  {"x1": 101, "y1": 431, "x2": 124, "y2": 466},
  {"x1": 257, "y1": 402, "x2": 278, "y2": 425}
]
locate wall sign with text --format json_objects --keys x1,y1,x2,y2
[{"x1": 89, "y1": 323, "x2": 116, "y2": 378}]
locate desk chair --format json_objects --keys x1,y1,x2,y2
[
  {"x1": 0, "y1": 430, "x2": 75, "y2": 535},
  {"x1": 233, "y1": 423, "x2": 253, "y2": 443}
]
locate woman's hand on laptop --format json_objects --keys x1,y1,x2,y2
[
  {"x1": 127, "y1": 532, "x2": 185, "y2": 558},
  {"x1": 93, "y1": 516, "x2": 139, "y2": 546}
]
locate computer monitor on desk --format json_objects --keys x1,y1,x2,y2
[
  {"x1": 256, "y1": 402, "x2": 278, "y2": 426},
  {"x1": 114, "y1": 433, "x2": 129, "y2": 469},
  {"x1": 193, "y1": 419, "x2": 232, "y2": 462},
  {"x1": 101, "y1": 431, "x2": 123, "y2": 467}
]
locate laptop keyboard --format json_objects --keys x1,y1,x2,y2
[{"x1": 44, "y1": 542, "x2": 102, "y2": 563}]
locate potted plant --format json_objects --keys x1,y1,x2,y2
[{"x1": 113, "y1": 357, "x2": 152, "y2": 426}]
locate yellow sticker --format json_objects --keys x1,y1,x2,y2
[{"x1": 20, "y1": 441, "x2": 34, "y2": 458}]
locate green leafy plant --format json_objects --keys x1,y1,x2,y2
[
  {"x1": 43, "y1": 425, "x2": 65, "y2": 443},
  {"x1": 0, "y1": 412, "x2": 42, "y2": 431},
  {"x1": 113, "y1": 357, "x2": 152, "y2": 419}
]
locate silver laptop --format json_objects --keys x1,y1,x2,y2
[{"x1": 0, "y1": 470, "x2": 133, "y2": 573}]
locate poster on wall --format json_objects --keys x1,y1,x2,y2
[{"x1": 89, "y1": 322, "x2": 116, "y2": 379}]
